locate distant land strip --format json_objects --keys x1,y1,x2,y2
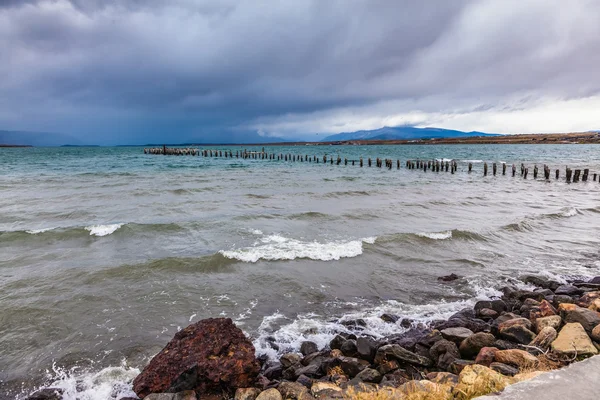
[{"x1": 0, "y1": 144, "x2": 32, "y2": 148}]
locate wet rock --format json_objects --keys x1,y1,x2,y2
[
  {"x1": 490, "y1": 362, "x2": 518, "y2": 376},
  {"x1": 498, "y1": 323, "x2": 536, "y2": 345},
  {"x1": 551, "y1": 322, "x2": 598, "y2": 356},
  {"x1": 356, "y1": 337, "x2": 377, "y2": 363},
  {"x1": 459, "y1": 332, "x2": 496, "y2": 359},
  {"x1": 280, "y1": 353, "x2": 301, "y2": 369},
  {"x1": 555, "y1": 285, "x2": 584, "y2": 296},
  {"x1": 385, "y1": 328, "x2": 429, "y2": 350},
  {"x1": 429, "y1": 339, "x2": 460, "y2": 370},
  {"x1": 296, "y1": 375, "x2": 313, "y2": 389},
  {"x1": 590, "y1": 277, "x2": 600, "y2": 284},
  {"x1": 376, "y1": 359, "x2": 400, "y2": 375},
  {"x1": 255, "y1": 388, "x2": 282, "y2": 400},
  {"x1": 329, "y1": 335, "x2": 345, "y2": 350},
  {"x1": 132, "y1": 318, "x2": 260, "y2": 398},
  {"x1": 453, "y1": 364, "x2": 512, "y2": 400},
  {"x1": 264, "y1": 364, "x2": 283, "y2": 381},
  {"x1": 399, "y1": 318, "x2": 413, "y2": 328},
  {"x1": 418, "y1": 330, "x2": 444, "y2": 347},
  {"x1": 374, "y1": 344, "x2": 433, "y2": 367},
  {"x1": 332, "y1": 356, "x2": 370, "y2": 378},
  {"x1": 380, "y1": 313, "x2": 399, "y2": 323},
  {"x1": 300, "y1": 341, "x2": 318, "y2": 356},
  {"x1": 380, "y1": 370, "x2": 409, "y2": 387},
  {"x1": 520, "y1": 275, "x2": 560, "y2": 291},
  {"x1": 235, "y1": 388, "x2": 262, "y2": 400},
  {"x1": 340, "y1": 339, "x2": 358, "y2": 357},
  {"x1": 310, "y1": 382, "x2": 342, "y2": 397},
  {"x1": 26, "y1": 388, "x2": 64, "y2": 400},
  {"x1": 436, "y1": 316, "x2": 489, "y2": 334},
  {"x1": 529, "y1": 300, "x2": 558, "y2": 320},
  {"x1": 301, "y1": 350, "x2": 328, "y2": 367},
  {"x1": 144, "y1": 392, "x2": 196, "y2": 400},
  {"x1": 493, "y1": 339, "x2": 520, "y2": 350},
  {"x1": 474, "y1": 347, "x2": 498, "y2": 367},
  {"x1": 277, "y1": 382, "x2": 310, "y2": 400},
  {"x1": 440, "y1": 327, "x2": 473, "y2": 343},
  {"x1": 449, "y1": 359, "x2": 475, "y2": 374},
  {"x1": 475, "y1": 300, "x2": 506, "y2": 315},
  {"x1": 553, "y1": 295, "x2": 575, "y2": 308},
  {"x1": 535, "y1": 315, "x2": 562, "y2": 333},
  {"x1": 426, "y1": 371, "x2": 459, "y2": 386},
  {"x1": 498, "y1": 317, "x2": 533, "y2": 331},
  {"x1": 353, "y1": 368, "x2": 382, "y2": 383},
  {"x1": 563, "y1": 306, "x2": 600, "y2": 334},
  {"x1": 478, "y1": 308, "x2": 498, "y2": 320},
  {"x1": 530, "y1": 326, "x2": 558, "y2": 350},
  {"x1": 340, "y1": 319, "x2": 367, "y2": 329},
  {"x1": 494, "y1": 349, "x2": 538, "y2": 369},
  {"x1": 438, "y1": 273, "x2": 460, "y2": 282}
]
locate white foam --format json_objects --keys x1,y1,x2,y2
[
  {"x1": 416, "y1": 231, "x2": 453, "y2": 240},
  {"x1": 85, "y1": 224, "x2": 124, "y2": 237},
  {"x1": 560, "y1": 207, "x2": 578, "y2": 217},
  {"x1": 254, "y1": 278, "x2": 502, "y2": 359},
  {"x1": 251, "y1": 229, "x2": 263, "y2": 235},
  {"x1": 219, "y1": 235, "x2": 376, "y2": 262},
  {"x1": 26, "y1": 227, "x2": 56, "y2": 234},
  {"x1": 29, "y1": 362, "x2": 139, "y2": 400},
  {"x1": 461, "y1": 159, "x2": 484, "y2": 163},
  {"x1": 436, "y1": 158, "x2": 454, "y2": 162}
]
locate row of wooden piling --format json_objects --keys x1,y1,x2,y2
[{"x1": 143, "y1": 147, "x2": 598, "y2": 183}]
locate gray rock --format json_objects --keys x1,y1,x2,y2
[
  {"x1": 26, "y1": 389, "x2": 64, "y2": 400},
  {"x1": 374, "y1": 344, "x2": 433, "y2": 367},
  {"x1": 300, "y1": 341, "x2": 318, "y2": 356},
  {"x1": 459, "y1": 332, "x2": 496, "y2": 359},
  {"x1": 564, "y1": 306, "x2": 600, "y2": 334},
  {"x1": 329, "y1": 335, "x2": 345, "y2": 350},
  {"x1": 280, "y1": 353, "x2": 301, "y2": 368},
  {"x1": 340, "y1": 339, "x2": 358, "y2": 357},
  {"x1": 380, "y1": 313, "x2": 399, "y2": 323},
  {"x1": 356, "y1": 337, "x2": 377, "y2": 362},
  {"x1": 440, "y1": 327, "x2": 474, "y2": 343},
  {"x1": 353, "y1": 368, "x2": 382, "y2": 383},
  {"x1": 555, "y1": 285, "x2": 584, "y2": 296},
  {"x1": 490, "y1": 362, "x2": 519, "y2": 376}
]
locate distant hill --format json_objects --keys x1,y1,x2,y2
[
  {"x1": 321, "y1": 126, "x2": 498, "y2": 142},
  {"x1": 0, "y1": 130, "x2": 82, "y2": 146}
]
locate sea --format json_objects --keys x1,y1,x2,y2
[{"x1": 1, "y1": 144, "x2": 600, "y2": 399}]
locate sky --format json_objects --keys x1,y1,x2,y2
[{"x1": 1, "y1": 0, "x2": 600, "y2": 144}]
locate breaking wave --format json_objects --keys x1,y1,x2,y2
[{"x1": 85, "y1": 224, "x2": 124, "y2": 237}]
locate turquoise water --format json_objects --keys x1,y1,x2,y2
[{"x1": 1, "y1": 144, "x2": 600, "y2": 399}]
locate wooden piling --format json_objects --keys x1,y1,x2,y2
[
  {"x1": 533, "y1": 165, "x2": 538, "y2": 179},
  {"x1": 493, "y1": 163, "x2": 497, "y2": 176},
  {"x1": 468, "y1": 163, "x2": 472, "y2": 173},
  {"x1": 524, "y1": 167, "x2": 528, "y2": 179},
  {"x1": 556, "y1": 169, "x2": 559, "y2": 180},
  {"x1": 502, "y1": 163, "x2": 506, "y2": 175},
  {"x1": 360, "y1": 158, "x2": 363, "y2": 167},
  {"x1": 512, "y1": 164, "x2": 516, "y2": 177},
  {"x1": 368, "y1": 158, "x2": 372, "y2": 167},
  {"x1": 566, "y1": 168, "x2": 572, "y2": 183},
  {"x1": 573, "y1": 169, "x2": 581, "y2": 182},
  {"x1": 484, "y1": 162, "x2": 488, "y2": 176},
  {"x1": 583, "y1": 169, "x2": 589, "y2": 182}
]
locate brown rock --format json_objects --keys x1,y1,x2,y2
[
  {"x1": 426, "y1": 371, "x2": 459, "y2": 386},
  {"x1": 474, "y1": 347, "x2": 498, "y2": 367},
  {"x1": 592, "y1": 324, "x2": 600, "y2": 342},
  {"x1": 235, "y1": 388, "x2": 261, "y2": 400},
  {"x1": 310, "y1": 382, "x2": 342, "y2": 397},
  {"x1": 499, "y1": 324, "x2": 536, "y2": 345},
  {"x1": 374, "y1": 344, "x2": 433, "y2": 367},
  {"x1": 529, "y1": 300, "x2": 557, "y2": 320},
  {"x1": 255, "y1": 388, "x2": 282, "y2": 400},
  {"x1": 589, "y1": 299, "x2": 600, "y2": 312},
  {"x1": 440, "y1": 327, "x2": 473, "y2": 343},
  {"x1": 277, "y1": 382, "x2": 310, "y2": 400},
  {"x1": 530, "y1": 326, "x2": 557, "y2": 350},
  {"x1": 563, "y1": 306, "x2": 600, "y2": 334},
  {"x1": 551, "y1": 322, "x2": 598, "y2": 356},
  {"x1": 490, "y1": 362, "x2": 518, "y2": 376},
  {"x1": 144, "y1": 392, "x2": 197, "y2": 400},
  {"x1": 535, "y1": 315, "x2": 562, "y2": 333},
  {"x1": 494, "y1": 349, "x2": 538, "y2": 369},
  {"x1": 577, "y1": 291, "x2": 600, "y2": 307},
  {"x1": 132, "y1": 318, "x2": 260, "y2": 398},
  {"x1": 498, "y1": 317, "x2": 533, "y2": 331},
  {"x1": 459, "y1": 332, "x2": 496, "y2": 359},
  {"x1": 450, "y1": 359, "x2": 475, "y2": 374}
]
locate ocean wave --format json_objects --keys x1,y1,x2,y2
[
  {"x1": 25, "y1": 227, "x2": 58, "y2": 234},
  {"x1": 219, "y1": 235, "x2": 377, "y2": 262},
  {"x1": 85, "y1": 224, "x2": 124, "y2": 237},
  {"x1": 253, "y1": 276, "x2": 503, "y2": 359},
  {"x1": 415, "y1": 230, "x2": 453, "y2": 240},
  {"x1": 461, "y1": 159, "x2": 484, "y2": 163},
  {"x1": 22, "y1": 362, "x2": 139, "y2": 400},
  {"x1": 501, "y1": 207, "x2": 581, "y2": 232}
]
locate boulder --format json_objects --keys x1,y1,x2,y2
[
  {"x1": 459, "y1": 332, "x2": 496, "y2": 359},
  {"x1": 329, "y1": 335, "x2": 345, "y2": 350},
  {"x1": 374, "y1": 344, "x2": 433, "y2": 367},
  {"x1": 478, "y1": 308, "x2": 499, "y2": 320},
  {"x1": 498, "y1": 324, "x2": 536, "y2": 345},
  {"x1": 553, "y1": 295, "x2": 575, "y2": 308},
  {"x1": 452, "y1": 365, "x2": 513, "y2": 400},
  {"x1": 353, "y1": 368, "x2": 382, "y2": 383},
  {"x1": 563, "y1": 306, "x2": 600, "y2": 334},
  {"x1": 489, "y1": 362, "x2": 518, "y2": 376},
  {"x1": 276, "y1": 382, "x2": 310, "y2": 400},
  {"x1": 300, "y1": 341, "x2": 318, "y2": 356},
  {"x1": 310, "y1": 382, "x2": 342, "y2": 397},
  {"x1": 429, "y1": 339, "x2": 460, "y2": 371},
  {"x1": 132, "y1": 318, "x2": 260, "y2": 398},
  {"x1": 474, "y1": 300, "x2": 507, "y2": 314},
  {"x1": 588, "y1": 299, "x2": 600, "y2": 312},
  {"x1": 255, "y1": 388, "x2": 282, "y2": 400},
  {"x1": 494, "y1": 349, "x2": 538, "y2": 369},
  {"x1": 356, "y1": 337, "x2": 377, "y2": 362},
  {"x1": 592, "y1": 324, "x2": 600, "y2": 342},
  {"x1": 376, "y1": 359, "x2": 400, "y2": 375},
  {"x1": 493, "y1": 339, "x2": 520, "y2": 350},
  {"x1": 576, "y1": 291, "x2": 600, "y2": 308},
  {"x1": 590, "y1": 277, "x2": 600, "y2": 284},
  {"x1": 555, "y1": 285, "x2": 584, "y2": 296},
  {"x1": 327, "y1": 356, "x2": 369, "y2": 378},
  {"x1": 436, "y1": 316, "x2": 489, "y2": 333},
  {"x1": 380, "y1": 313, "x2": 399, "y2": 323},
  {"x1": 280, "y1": 353, "x2": 301, "y2": 369},
  {"x1": 551, "y1": 322, "x2": 598, "y2": 357},
  {"x1": 520, "y1": 275, "x2": 560, "y2": 290},
  {"x1": 530, "y1": 326, "x2": 557, "y2": 350},
  {"x1": 529, "y1": 300, "x2": 557, "y2": 320},
  {"x1": 440, "y1": 327, "x2": 473, "y2": 343},
  {"x1": 235, "y1": 388, "x2": 262, "y2": 400},
  {"x1": 438, "y1": 273, "x2": 461, "y2": 282},
  {"x1": 449, "y1": 359, "x2": 475, "y2": 374},
  {"x1": 535, "y1": 315, "x2": 562, "y2": 333},
  {"x1": 340, "y1": 339, "x2": 358, "y2": 357},
  {"x1": 474, "y1": 347, "x2": 498, "y2": 367},
  {"x1": 498, "y1": 317, "x2": 532, "y2": 331},
  {"x1": 396, "y1": 381, "x2": 453, "y2": 399},
  {"x1": 144, "y1": 392, "x2": 197, "y2": 400}
]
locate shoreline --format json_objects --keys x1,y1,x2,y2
[{"x1": 27, "y1": 273, "x2": 600, "y2": 400}]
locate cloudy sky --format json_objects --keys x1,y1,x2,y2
[{"x1": 1, "y1": 0, "x2": 600, "y2": 144}]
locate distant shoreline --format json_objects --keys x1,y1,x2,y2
[{"x1": 0, "y1": 144, "x2": 32, "y2": 148}]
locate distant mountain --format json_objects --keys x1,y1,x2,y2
[
  {"x1": 321, "y1": 126, "x2": 498, "y2": 142},
  {"x1": 0, "y1": 130, "x2": 82, "y2": 146}
]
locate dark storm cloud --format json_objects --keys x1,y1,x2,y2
[{"x1": 1, "y1": 0, "x2": 599, "y2": 143}]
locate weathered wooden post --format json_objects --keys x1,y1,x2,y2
[
  {"x1": 484, "y1": 162, "x2": 488, "y2": 176},
  {"x1": 163, "y1": 145, "x2": 167, "y2": 155},
  {"x1": 594, "y1": 173, "x2": 597, "y2": 182},
  {"x1": 524, "y1": 167, "x2": 528, "y2": 179},
  {"x1": 555, "y1": 169, "x2": 559, "y2": 180},
  {"x1": 512, "y1": 164, "x2": 516, "y2": 177},
  {"x1": 360, "y1": 158, "x2": 363, "y2": 167},
  {"x1": 544, "y1": 165, "x2": 550, "y2": 180},
  {"x1": 521, "y1": 163, "x2": 525, "y2": 176},
  {"x1": 573, "y1": 169, "x2": 581, "y2": 182},
  {"x1": 445, "y1": 161, "x2": 449, "y2": 172},
  {"x1": 533, "y1": 165, "x2": 538, "y2": 179},
  {"x1": 566, "y1": 168, "x2": 572, "y2": 183},
  {"x1": 352, "y1": 160, "x2": 355, "y2": 166},
  {"x1": 397, "y1": 159, "x2": 400, "y2": 169},
  {"x1": 493, "y1": 163, "x2": 497, "y2": 176},
  {"x1": 344, "y1": 157, "x2": 347, "y2": 165},
  {"x1": 468, "y1": 163, "x2": 472, "y2": 173},
  {"x1": 368, "y1": 158, "x2": 372, "y2": 167},
  {"x1": 502, "y1": 163, "x2": 506, "y2": 175},
  {"x1": 583, "y1": 169, "x2": 589, "y2": 181},
  {"x1": 330, "y1": 158, "x2": 333, "y2": 165}
]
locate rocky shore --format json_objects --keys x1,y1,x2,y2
[{"x1": 29, "y1": 274, "x2": 600, "y2": 400}]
